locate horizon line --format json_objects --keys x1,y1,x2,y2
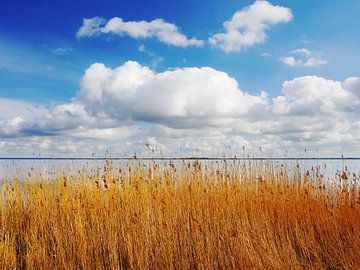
[{"x1": 0, "y1": 157, "x2": 358, "y2": 161}]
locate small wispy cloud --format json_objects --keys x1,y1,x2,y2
[
  {"x1": 137, "y1": 44, "x2": 164, "y2": 68},
  {"x1": 280, "y1": 48, "x2": 326, "y2": 67},
  {"x1": 261, "y1": 52, "x2": 272, "y2": 57},
  {"x1": 52, "y1": 47, "x2": 73, "y2": 55},
  {"x1": 77, "y1": 17, "x2": 203, "y2": 48},
  {"x1": 138, "y1": 44, "x2": 146, "y2": 52},
  {"x1": 76, "y1": 17, "x2": 106, "y2": 37}
]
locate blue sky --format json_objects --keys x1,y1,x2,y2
[{"x1": 0, "y1": 0, "x2": 359, "y2": 156}]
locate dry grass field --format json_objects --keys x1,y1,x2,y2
[{"x1": 1, "y1": 160, "x2": 360, "y2": 269}]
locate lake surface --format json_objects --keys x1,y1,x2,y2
[{"x1": 1, "y1": 158, "x2": 359, "y2": 181}]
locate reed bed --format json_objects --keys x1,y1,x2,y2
[{"x1": 0, "y1": 160, "x2": 360, "y2": 269}]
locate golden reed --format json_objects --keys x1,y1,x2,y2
[{"x1": 1, "y1": 160, "x2": 360, "y2": 269}]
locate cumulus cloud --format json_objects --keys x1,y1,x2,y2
[
  {"x1": 0, "y1": 61, "x2": 359, "y2": 156},
  {"x1": 343, "y1": 77, "x2": 360, "y2": 99},
  {"x1": 71, "y1": 126, "x2": 139, "y2": 140},
  {"x1": 0, "y1": 98, "x2": 48, "y2": 137},
  {"x1": 76, "y1": 61, "x2": 267, "y2": 128},
  {"x1": 209, "y1": 1, "x2": 293, "y2": 52},
  {"x1": 0, "y1": 98, "x2": 48, "y2": 121},
  {"x1": 77, "y1": 16, "x2": 203, "y2": 48},
  {"x1": 280, "y1": 48, "x2": 327, "y2": 67},
  {"x1": 273, "y1": 76, "x2": 355, "y2": 115}
]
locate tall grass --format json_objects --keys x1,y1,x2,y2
[{"x1": 1, "y1": 160, "x2": 360, "y2": 269}]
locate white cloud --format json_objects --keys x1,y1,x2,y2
[
  {"x1": 39, "y1": 139, "x2": 52, "y2": 149},
  {"x1": 209, "y1": 1, "x2": 293, "y2": 52},
  {"x1": 273, "y1": 76, "x2": 355, "y2": 115},
  {"x1": 343, "y1": 77, "x2": 360, "y2": 99},
  {"x1": 76, "y1": 61, "x2": 267, "y2": 128},
  {"x1": 261, "y1": 52, "x2": 271, "y2": 57},
  {"x1": 0, "y1": 98, "x2": 49, "y2": 137},
  {"x1": 138, "y1": 44, "x2": 146, "y2": 52},
  {"x1": 0, "y1": 98, "x2": 48, "y2": 121},
  {"x1": 0, "y1": 61, "x2": 359, "y2": 156},
  {"x1": 77, "y1": 17, "x2": 203, "y2": 48},
  {"x1": 52, "y1": 47, "x2": 73, "y2": 55},
  {"x1": 71, "y1": 126, "x2": 139, "y2": 140},
  {"x1": 137, "y1": 44, "x2": 164, "y2": 68},
  {"x1": 77, "y1": 17, "x2": 106, "y2": 38},
  {"x1": 280, "y1": 48, "x2": 327, "y2": 67},
  {"x1": 0, "y1": 117, "x2": 26, "y2": 138}
]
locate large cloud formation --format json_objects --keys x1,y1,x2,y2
[
  {"x1": 0, "y1": 61, "x2": 359, "y2": 156},
  {"x1": 76, "y1": 61, "x2": 267, "y2": 128},
  {"x1": 209, "y1": 1, "x2": 293, "y2": 52}
]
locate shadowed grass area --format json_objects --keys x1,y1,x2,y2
[{"x1": 1, "y1": 161, "x2": 360, "y2": 269}]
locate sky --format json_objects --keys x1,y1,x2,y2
[{"x1": 0, "y1": 0, "x2": 359, "y2": 157}]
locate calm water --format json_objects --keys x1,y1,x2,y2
[{"x1": 0, "y1": 158, "x2": 359, "y2": 181}]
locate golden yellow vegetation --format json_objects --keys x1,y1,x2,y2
[{"x1": 1, "y1": 160, "x2": 360, "y2": 269}]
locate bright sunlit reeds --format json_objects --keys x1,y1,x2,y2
[{"x1": 1, "y1": 160, "x2": 360, "y2": 269}]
